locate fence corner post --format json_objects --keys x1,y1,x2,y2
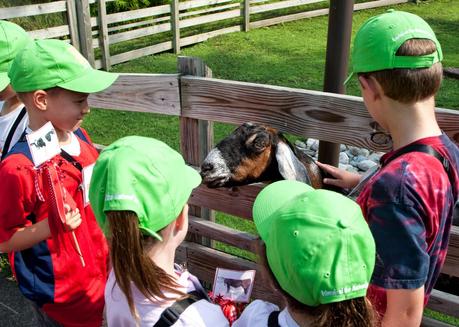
[
  {"x1": 178, "y1": 56, "x2": 214, "y2": 246},
  {"x1": 171, "y1": 0, "x2": 181, "y2": 54},
  {"x1": 98, "y1": 0, "x2": 111, "y2": 70},
  {"x1": 66, "y1": 0, "x2": 80, "y2": 50},
  {"x1": 243, "y1": 0, "x2": 250, "y2": 32},
  {"x1": 75, "y1": 0, "x2": 95, "y2": 67}
]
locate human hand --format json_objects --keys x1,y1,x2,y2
[
  {"x1": 63, "y1": 204, "x2": 82, "y2": 232},
  {"x1": 316, "y1": 161, "x2": 361, "y2": 189}
]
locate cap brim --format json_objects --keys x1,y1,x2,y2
[
  {"x1": 253, "y1": 180, "x2": 313, "y2": 240},
  {"x1": 0, "y1": 72, "x2": 10, "y2": 91},
  {"x1": 58, "y1": 69, "x2": 118, "y2": 93}
]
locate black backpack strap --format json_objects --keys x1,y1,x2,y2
[
  {"x1": 153, "y1": 290, "x2": 207, "y2": 327},
  {"x1": 1, "y1": 106, "x2": 27, "y2": 161},
  {"x1": 267, "y1": 310, "x2": 280, "y2": 327},
  {"x1": 383, "y1": 143, "x2": 456, "y2": 199}
]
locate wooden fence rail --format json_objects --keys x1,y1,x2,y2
[
  {"x1": 88, "y1": 64, "x2": 459, "y2": 326},
  {"x1": 1, "y1": 0, "x2": 412, "y2": 69}
]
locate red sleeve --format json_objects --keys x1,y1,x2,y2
[{"x1": 0, "y1": 155, "x2": 37, "y2": 243}]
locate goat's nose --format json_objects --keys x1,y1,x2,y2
[{"x1": 201, "y1": 162, "x2": 214, "y2": 172}]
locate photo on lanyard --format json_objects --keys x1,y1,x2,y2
[
  {"x1": 212, "y1": 268, "x2": 256, "y2": 303},
  {"x1": 26, "y1": 122, "x2": 60, "y2": 167}
]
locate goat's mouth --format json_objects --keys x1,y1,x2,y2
[{"x1": 202, "y1": 175, "x2": 230, "y2": 188}]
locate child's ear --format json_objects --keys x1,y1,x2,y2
[
  {"x1": 358, "y1": 75, "x2": 382, "y2": 101},
  {"x1": 174, "y1": 204, "x2": 189, "y2": 233},
  {"x1": 32, "y1": 90, "x2": 48, "y2": 111}
]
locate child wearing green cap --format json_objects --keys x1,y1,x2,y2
[
  {"x1": 0, "y1": 39, "x2": 118, "y2": 326},
  {"x1": 89, "y1": 136, "x2": 229, "y2": 327},
  {"x1": 318, "y1": 10, "x2": 459, "y2": 326},
  {"x1": 0, "y1": 20, "x2": 31, "y2": 160},
  {"x1": 233, "y1": 180, "x2": 376, "y2": 327}
]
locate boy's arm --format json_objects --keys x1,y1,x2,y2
[
  {"x1": 0, "y1": 219, "x2": 50, "y2": 252},
  {"x1": 383, "y1": 287, "x2": 424, "y2": 327}
]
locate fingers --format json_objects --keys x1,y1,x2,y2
[
  {"x1": 316, "y1": 161, "x2": 343, "y2": 178},
  {"x1": 65, "y1": 209, "x2": 81, "y2": 231}
]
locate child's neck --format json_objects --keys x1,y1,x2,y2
[
  {"x1": 147, "y1": 242, "x2": 177, "y2": 277},
  {"x1": 288, "y1": 307, "x2": 315, "y2": 327},
  {"x1": 28, "y1": 119, "x2": 72, "y2": 146},
  {"x1": 383, "y1": 96, "x2": 442, "y2": 150},
  {"x1": 1, "y1": 96, "x2": 22, "y2": 116}
]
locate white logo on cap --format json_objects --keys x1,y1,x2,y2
[
  {"x1": 105, "y1": 194, "x2": 139, "y2": 203},
  {"x1": 321, "y1": 283, "x2": 369, "y2": 297},
  {"x1": 67, "y1": 46, "x2": 91, "y2": 69}
]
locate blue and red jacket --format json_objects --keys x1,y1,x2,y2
[{"x1": 0, "y1": 128, "x2": 108, "y2": 327}]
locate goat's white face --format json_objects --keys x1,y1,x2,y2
[{"x1": 200, "y1": 148, "x2": 231, "y2": 187}]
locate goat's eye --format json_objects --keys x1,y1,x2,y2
[{"x1": 251, "y1": 134, "x2": 269, "y2": 153}]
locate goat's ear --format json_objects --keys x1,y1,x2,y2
[
  {"x1": 246, "y1": 131, "x2": 270, "y2": 154},
  {"x1": 275, "y1": 141, "x2": 312, "y2": 184}
]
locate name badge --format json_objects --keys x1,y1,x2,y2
[{"x1": 82, "y1": 163, "x2": 95, "y2": 207}]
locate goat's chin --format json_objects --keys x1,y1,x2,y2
[{"x1": 203, "y1": 176, "x2": 230, "y2": 188}]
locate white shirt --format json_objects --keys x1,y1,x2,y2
[
  {"x1": 105, "y1": 269, "x2": 229, "y2": 327},
  {"x1": 233, "y1": 300, "x2": 299, "y2": 327},
  {"x1": 0, "y1": 103, "x2": 28, "y2": 158}
]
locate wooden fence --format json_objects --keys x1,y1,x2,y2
[
  {"x1": 88, "y1": 57, "x2": 459, "y2": 327},
  {"x1": 0, "y1": 0, "x2": 411, "y2": 69}
]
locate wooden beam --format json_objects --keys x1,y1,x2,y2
[
  {"x1": 75, "y1": 0, "x2": 95, "y2": 66},
  {"x1": 171, "y1": 0, "x2": 180, "y2": 54},
  {"x1": 426, "y1": 289, "x2": 459, "y2": 318},
  {"x1": 97, "y1": 0, "x2": 111, "y2": 70},
  {"x1": 66, "y1": 0, "x2": 80, "y2": 50},
  {"x1": 0, "y1": 1, "x2": 66, "y2": 19}
]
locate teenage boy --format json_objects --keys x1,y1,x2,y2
[
  {"x1": 318, "y1": 10, "x2": 459, "y2": 326},
  {"x1": 0, "y1": 39, "x2": 118, "y2": 327}
]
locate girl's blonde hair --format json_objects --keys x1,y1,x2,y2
[{"x1": 107, "y1": 211, "x2": 187, "y2": 320}]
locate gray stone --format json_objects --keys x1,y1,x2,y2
[
  {"x1": 356, "y1": 148, "x2": 370, "y2": 157},
  {"x1": 368, "y1": 152, "x2": 383, "y2": 163},
  {"x1": 340, "y1": 144, "x2": 347, "y2": 152},
  {"x1": 348, "y1": 146, "x2": 361, "y2": 156},
  {"x1": 295, "y1": 140, "x2": 306, "y2": 149},
  {"x1": 354, "y1": 155, "x2": 367, "y2": 163},
  {"x1": 357, "y1": 159, "x2": 377, "y2": 171},
  {"x1": 339, "y1": 152, "x2": 350, "y2": 165},
  {"x1": 309, "y1": 139, "x2": 319, "y2": 151}
]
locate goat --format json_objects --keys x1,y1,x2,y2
[
  {"x1": 223, "y1": 278, "x2": 252, "y2": 295},
  {"x1": 200, "y1": 122, "x2": 324, "y2": 188}
]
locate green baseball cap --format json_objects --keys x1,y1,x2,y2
[
  {"x1": 345, "y1": 10, "x2": 442, "y2": 83},
  {"x1": 0, "y1": 20, "x2": 31, "y2": 92},
  {"x1": 253, "y1": 181, "x2": 375, "y2": 306},
  {"x1": 8, "y1": 39, "x2": 118, "y2": 93},
  {"x1": 89, "y1": 136, "x2": 202, "y2": 241}
]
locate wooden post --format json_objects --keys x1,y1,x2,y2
[
  {"x1": 171, "y1": 0, "x2": 180, "y2": 54},
  {"x1": 75, "y1": 0, "x2": 95, "y2": 67},
  {"x1": 66, "y1": 0, "x2": 80, "y2": 51},
  {"x1": 243, "y1": 0, "x2": 250, "y2": 32},
  {"x1": 97, "y1": 0, "x2": 111, "y2": 70},
  {"x1": 178, "y1": 56, "x2": 214, "y2": 246}
]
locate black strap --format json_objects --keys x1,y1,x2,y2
[
  {"x1": 1, "y1": 107, "x2": 27, "y2": 161},
  {"x1": 267, "y1": 310, "x2": 280, "y2": 327},
  {"x1": 382, "y1": 143, "x2": 456, "y2": 199},
  {"x1": 153, "y1": 290, "x2": 207, "y2": 327},
  {"x1": 60, "y1": 149, "x2": 83, "y2": 172}
]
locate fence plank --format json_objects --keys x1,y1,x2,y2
[
  {"x1": 421, "y1": 316, "x2": 456, "y2": 327},
  {"x1": 251, "y1": 7, "x2": 328, "y2": 28},
  {"x1": 107, "y1": 16, "x2": 170, "y2": 33},
  {"x1": 243, "y1": 0, "x2": 250, "y2": 32},
  {"x1": 250, "y1": 0, "x2": 324, "y2": 14},
  {"x1": 442, "y1": 226, "x2": 459, "y2": 277},
  {"x1": 66, "y1": 0, "x2": 80, "y2": 50},
  {"x1": 88, "y1": 74, "x2": 180, "y2": 115},
  {"x1": 179, "y1": 0, "x2": 235, "y2": 11},
  {"x1": 189, "y1": 183, "x2": 263, "y2": 220},
  {"x1": 171, "y1": 0, "x2": 180, "y2": 54},
  {"x1": 181, "y1": 26, "x2": 241, "y2": 47},
  {"x1": 108, "y1": 23, "x2": 170, "y2": 45},
  {"x1": 75, "y1": 0, "x2": 95, "y2": 66},
  {"x1": 179, "y1": 241, "x2": 285, "y2": 305},
  {"x1": 97, "y1": 0, "x2": 111, "y2": 70},
  {"x1": 354, "y1": 0, "x2": 409, "y2": 10},
  {"x1": 180, "y1": 9, "x2": 240, "y2": 28},
  {"x1": 28, "y1": 25, "x2": 69, "y2": 40},
  {"x1": 108, "y1": 41, "x2": 173, "y2": 67},
  {"x1": 181, "y1": 3, "x2": 240, "y2": 18},
  {"x1": 179, "y1": 57, "x2": 215, "y2": 247},
  {"x1": 0, "y1": 1, "x2": 66, "y2": 19},
  {"x1": 106, "y1": 5, "x2": 171, "y2": 25},
  {"x1": 181, "y1": 77, "x2": 459, "y2": 152},
  {"x1": 189, "y1": 216, "x2": 260, "y2": 252},
  {"x1": 426, "y1": 289, "x2": 459, "y2": 318}
]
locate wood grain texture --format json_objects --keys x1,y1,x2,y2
[
  {"x1": 421, "y1": 316, "x2": 456, "y2": 327},
  {"x1": 181, "y1": 26, "x2": 241, "y2": 47},
  {"x1": 109, "y1": 41, "x2": 173, "y2": 66},
  {"x1": 250, "y1": 0, "x2": 324, "y2": 14},
  {"x1": 171, "y1": 0, "x2": 180, "y2": 54},
  {"x1": 88, "y1": 74, "x2": 180, "y2": 115},
  {"x1": 106, "y1": 5, "x2": 170, "y2": 24},
  {"x1": 180, "y1": 9, "x2": 240, "y2": 28},
  {"x1": 75, "y1": 0, "x2": 95, "y2": 66},
  {"x1": 66, "y1": 0, "x2": 80, "y2": 50},
  {"x1": 28, "y1": 25, "x2": 69, "y2": 40},
  {"x1": 179, "y1": 0, "x2": 234, "y2": 11},
  {"x1": 97, "y1": 0, "x2": 111, "y2": 70},
  {"x1": 189, "y1": 183, "x2": 263, "y2": 220},
  {"x1": 181, "y1": 77, "x2": 459, "y2": 152},
  {"x1": 0, "y1": 1, "x2": 66, "y2": 19}
]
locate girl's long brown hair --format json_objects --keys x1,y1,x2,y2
[
  {"x1": 257, "y1": 242, "x2": 377, "y2": 327},
  {"x1": 107, "y1": 211, "x2": 187, "y2": 320}
]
